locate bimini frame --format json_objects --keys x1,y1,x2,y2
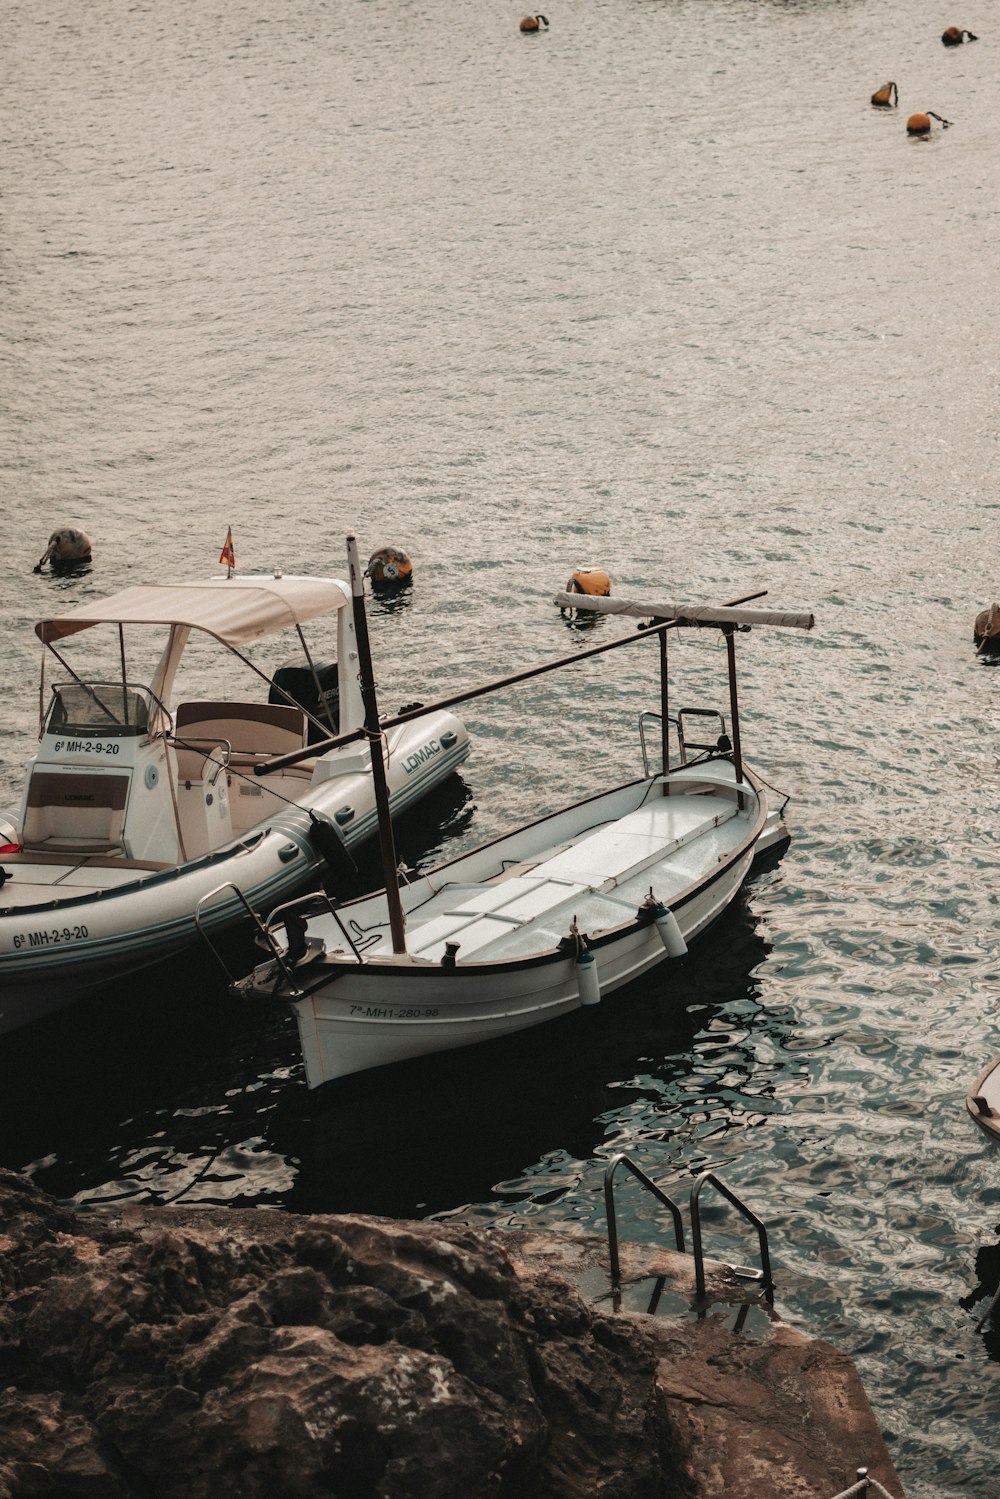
[{"x1": 259, "y1": 540, "x2": 814, "y2": 963}]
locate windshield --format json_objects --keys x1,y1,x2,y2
[{"x1": 44, "y1": 682, "x2": 151, "y2": 738}]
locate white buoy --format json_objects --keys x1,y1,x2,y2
[
  {"x1": 576, "y1": 947, "x2": 601, "y2": 1005},
  {"x1": 652, "y1": 902, "x2": 687, "y2": 957}
]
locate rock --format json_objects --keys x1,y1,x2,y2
[
  {"x1": 0, "y1": 1170, "x2": 692, "y2": 1498},
  {"x1": 501, "y1": 1229, "x2": 906, "y2": 1499}
]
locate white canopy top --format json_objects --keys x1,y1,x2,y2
[
  {"x1": 37, "y1": 575, "x2": 351, "y2": 648},
  {"x1": 553, "y1": 594, "x2": 815, "y2": 630}
]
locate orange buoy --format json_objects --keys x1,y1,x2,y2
[
  {"x1": 520, "y1": 14, "x2": 549, "y2": 32},
  {"x1": 906, "y1": 110, "x2": 951, "y2": 135},
  {"x1": 871, "y1": 81, "x2": 898, "y2": 108},
  {"x1": 566, "y1": 568, "x2": 611, "y2": 598},
  {"x1": 941, "y1": 25, "x2": 977, "y2": 44},
  {"x1": 367, "y1": 546, "x2": 413, "y2": 590}
]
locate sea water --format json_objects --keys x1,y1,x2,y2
[{"x1": 3, "y1": 0, "x2": 1000, "y2": 1492}]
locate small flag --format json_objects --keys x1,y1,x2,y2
[{"x1": 219, "y1": 527, "x2": 235, "y2": 571}]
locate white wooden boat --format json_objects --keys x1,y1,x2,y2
[
  {"x1": 0, "y1": 542, "x2": 469, "y2": 1034},
  {"x1": 967, "y1": 1056, "x2": 1000, "y2": 1142},
  {"x1": 230, "y1": 588, "x2": 814, "y2": 1088}
]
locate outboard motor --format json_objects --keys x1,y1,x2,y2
[{"x1": 269, "y1": 661, "x2": 340, "y2": 743}]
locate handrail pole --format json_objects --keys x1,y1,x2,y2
[
  {"x1": 723, "y1": 626, "x2": 745, "y2": 803},
  {"x1": 659, "y1": 628, "x2": 670, "y2": 776},
  {"x1": 691, "y1": 1181, "x2": 708, "y2": 1300},
  {"x1": 604, "y1": 1168, "x2": 623, "y2": 1288},
  {"x1": 603, "y1": 1154, "x2": 685, "y2": 1291},
  {"x1": 690, "y1": 1170, "x2": 774, "y2": 1304},
  {"x1": 193, "y1": 881, "x2": 288, "y2": 985}
]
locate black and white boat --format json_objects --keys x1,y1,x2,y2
[{"x1": 229, "y1": 585, "x2": 814, "y2": 1088}]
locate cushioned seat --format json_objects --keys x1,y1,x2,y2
[
  {"x1": 174, "y1": 700, "x2": 307, "y2": 758},
  {"x1": 20, "y1": 770, "x2": 130, "y2": 855}
]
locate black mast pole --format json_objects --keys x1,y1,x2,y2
[
  {"x1": 723, "y1": 625, "x2": 745, "y2": 800},
  {"x1": 659, "y1": 627, "x2": 669, "y2": 777},
  {"x1": 346, "y1": 533, "x2": 407, "y2": 954}
]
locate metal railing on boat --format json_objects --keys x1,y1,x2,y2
[
  {"x1": 638, "y1": 708, "x2": 734, "y2": 779},
  {"x1": 194, "y1": 882, "x2": 355, "y2": 990}
]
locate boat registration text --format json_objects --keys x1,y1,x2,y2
[
  {"x1": 11, "y1": 925, "x2": 91, "y2": 950},
  {"x1": 349, "y1": 1003, "x2": 440, "y2": 1020},
  {"x1": 50, "y1": 739, "x2": 122, "y2": 756}
]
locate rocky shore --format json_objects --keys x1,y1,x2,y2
[{"x1": 0, "y1": 1169, "x2": 904, "y2": 1497}]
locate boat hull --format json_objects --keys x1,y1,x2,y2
[
  {"x1": 967, "y1": 1055, "x2": 1000, "y2": 1142},
  {"x1": 292, "y1": 843, "x2": 754, "y2": 1086},
  {"x1": 240, "y1": 761, "x2": 776, "y2": 1087}
]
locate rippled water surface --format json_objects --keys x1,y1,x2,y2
[{"x1": 4, "y1": 0, "x2": 1000, "y2": 1493}]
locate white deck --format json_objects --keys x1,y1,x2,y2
[{"x1": 366, "y1": 793, "x2": 744, "y2": 964}]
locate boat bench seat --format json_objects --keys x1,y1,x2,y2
[
  {"x1": 174, "y1": 703, "x2": 312, "y2": 828},
  {"x1": 174, "y1": 701, "x2": 308, "y2": 764},
  {"x1": 20, "y1": 769, "x2": 130, "y2": 856},
  {"x1": 534, "y1": 798, "x2": 730, "y2": 885}
]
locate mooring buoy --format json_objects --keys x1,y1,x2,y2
[
  {"x1": 565, "y1": 568, "x2": 611, "y2": 598},
  {"x1": 871, "y1": 81, "x2": 898, "y2": 107},
  {"x1": 974, "y1": 603, "x2": 1000, "y2": 653},
  {"x1": 559, "y1": 568, "x2": 611, "y2": 618},
  {"x1": 33, "y1": 527, "x2": 92, "y2": 574},
  {"x1": 906, "y1": 110, "x2": 951, "y2": 135},
  {"x1": 367, "y1": 545, "x2": 413, "y2": 590}
]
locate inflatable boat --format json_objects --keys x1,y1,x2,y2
[{"x1": 0, "y1": 555, "x2": 469, "y2": 1034}]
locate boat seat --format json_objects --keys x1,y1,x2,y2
[
  {"x1": 170, "y1": 739, "x2": 228, "y2": 787},
  {"x1": 20, "y1": 769, "x2": 130, "y2": 856},
  {"x1": 536, "y1": 798, "x2": 731, "y2": 886},
  {"x1": 0, "y1": 850, "x2": 170, "y2": 871},
  {"x1": 174, "y1": 701, "x2": 308, "y2": 762}
]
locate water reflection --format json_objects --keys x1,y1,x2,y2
[
  {"x1": 369, "y1": 586, "x2": 413, "y2": 617},
  {"x1": 959, "y1": 1225, "x2": 1000, "y2": 1358},
  {"x1": 8, "y1": 880, "x2": 779, "y2": 1225}
]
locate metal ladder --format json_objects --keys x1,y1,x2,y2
[
  {"x1": 602, "y1": 1156, "x2": 903, "y2": 1499},
  {"x1": 602, "y1": 1152, "x2": 773, "y2": 1306}
]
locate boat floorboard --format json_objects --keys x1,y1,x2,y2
[{"x1": 370, "y1": 793, "x2": 741, "y2": 963}]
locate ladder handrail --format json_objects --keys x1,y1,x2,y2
[
  {"x1": 602, "y1": 1153, "x2": 774, "y2": 1307},
  {"x1": 690, "y1": 1169, "x2": 773, "y2": 1303},
  {"x1": 600, "y1": 1166, "x2": 895, "y2": 1499},
  {"x1": 603, "y1": 1153, "x2": 685, "y2": 1287}
]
